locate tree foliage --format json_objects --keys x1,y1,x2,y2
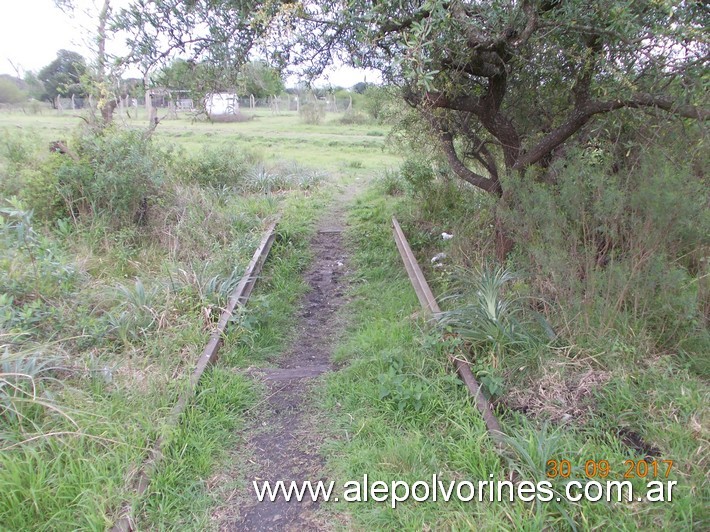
[
  {"x1": 22, "y1": 73, "x2": 45, "y2": 101},
  {"x1": 37, "y1": 50, "x2": 88, "y2": 103},
  {"x1": 238, "y1": 61, "x2": 284, "y2": 98},
  {"x1": 154, "y1": 58, "x2": 209, "y2": 94},
  {"x1": 154, "y1": 58, "x2": 284, "y2": 99},
  {"x1": 0, "y1": 76, "x2": 28, "y2": 104},
  {"x1": 293, "y1": 0, "x2": 708, "y2": 194}
]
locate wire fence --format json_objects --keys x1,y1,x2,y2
[{"x1": 2, "y1": 92, "x2": 354, "y2": 118}]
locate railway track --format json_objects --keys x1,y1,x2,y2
[
  {"x1": 111, "y1": 208, "x2": 663, "y2": 531},
  {"x1": 113, "y1": 213, "x2": 507, "y2": 531},
  {"x1": 392, "y1": 217, "x2": 505, "y2": 444},
  {"x1": 112, "y1": 221, "x2": 279, "y2": 532}
]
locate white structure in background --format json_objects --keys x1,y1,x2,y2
[
  {"x1": 176, "y1": 98, "x2": 194, "y2": 111},
  {"x1": 205, "y1": 92, "x2": 239, "y2": 115}
]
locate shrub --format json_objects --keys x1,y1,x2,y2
[
  {"x1": 400, "y1": 157, "x2": 435, "y2": 196},
  {"x1": 20, "y1": 157, "x2": 67, "y2": 222},
  {"x1": 361, "y1": 85, "x2": 392, "y2": 123},
  {"x1": 375, "y1": 169, "x2": 405, "y2": 196},
  {"x1": 177, "y1": 145, "x2": 259, "y2": 188},
  {"x1": 299, "y1": 100, "x2": 325, "y2": 125},
  {"x1": 502, "y1": 145, "x2": 709, "y2": 356},
  {"x1": 338, "y1": 110, "x2": 370, "y2": 125},
  {"x1": 57, "y1": 128, "x2": 170, "y2": 227},
  {"x1": 0, "y1": 130, "x2": 40, "y2": 197}
]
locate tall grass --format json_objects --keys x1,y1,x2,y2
[{"x1": 0, "y1": 122, "x2": 327, "y2": 528}]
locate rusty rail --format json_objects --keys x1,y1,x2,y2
[
  {"x1": 392, "y1": 217, "x2": 504, "y2": 441},
  {"x1": 112, "y1": 220, "x2": 278, "y2": 532}
]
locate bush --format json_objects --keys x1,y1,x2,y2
[
  {"x1": 0, "y1": 79, "x2": 27, "y2": 104},
  {"x1": 57, "y1": 128, "x2": 171, "y2": 227},
  {"x1": 400, "y1": 157, "x2": 435, "y2": 196},
  {"x1": 375, "y1": 169, "x2": 405, "y2": 196},
  {"x1": 503, "y1": 145, "x2": 709, "y2": 356},
  {"x1": 299, "y1": 100, "x2": 326, "y2": 125},
  {"x1": 177, "y1": 145, "x2": 259, "y2": 188},
  {"x1": 338, "y1": 110, "x2": 370, "y2": 125},
  {"x1": 20, "y1": 161, "x2": 67, "y2": 222},
  {"x1": 0, "y1": 130, "x2": 39, "y2": 197},
  {"x1": 361, "y1": 85, "x2": 392, "y2": 123}
]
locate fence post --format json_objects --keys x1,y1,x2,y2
[{"x1": 145, "y1": 89, "x2": 152, "y2": 122}]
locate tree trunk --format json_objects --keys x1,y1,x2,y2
[
  {"x1": 96, "y1": 0, "x2": 113, "y2": 125},
  {"x1": 494, "y1": 209, "x2": 514, "y2": 263},
  {"x1": 101, "y1": 99, "x2": 117, "y2": 124}
]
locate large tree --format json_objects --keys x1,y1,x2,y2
[
  {"x1": 239, "y1": 61, "x2": 285, "y2": 98},
  {"x1": 37, "y1": 49, "x2": 88, "y2": 105},
  {"x1": 118, "y1": 0, "x2": 708, "y2": 255}
]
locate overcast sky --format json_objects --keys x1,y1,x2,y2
[{"x1": 0, "y1": 0, "x2": 374, "y2": 88}]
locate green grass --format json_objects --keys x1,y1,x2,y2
[
  {"x1": 0, "y1": 109, "x2": 401, "y2": 175},
  {"x1": 316, "y1": 182, "x2": 707, "y2": 530},
  {"x1": 138, "y1": 369, "x2": 258, "y2": 530},
  {"x1": 0, "y1": 114, "x2": 336, "y2": 529}
]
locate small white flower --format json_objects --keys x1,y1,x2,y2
[{"x1": 441, "y1": 232, "x2": 454, "y2": 240}]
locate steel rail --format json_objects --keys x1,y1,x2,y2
[
  {"x1": 111, "y1": 220, "x2": 278, "y2": 532},
  {"x1": 392, "y1": 217, "x2": 504, "y2": 441}
]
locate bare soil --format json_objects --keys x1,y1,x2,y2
[{"x1": 217, "y1": 187, "x2": 355, "y2": 531}]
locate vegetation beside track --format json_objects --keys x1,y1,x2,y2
[
  {"x1": 1, "y1": 105, "x2": 705, "y2": 530},
  {"x1": 0, "y1": 120, "x2": 328, "y2": 529},
  {"x1": 319, "y1": 180, "x2": 706, "y2": 530}
]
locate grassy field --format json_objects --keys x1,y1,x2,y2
[
  {"x1": 0, "y1": 108, "x2": 400, "y2": 174},
  {"x1": 0, "y1": 110, "x2": 342, "y2": 529}
]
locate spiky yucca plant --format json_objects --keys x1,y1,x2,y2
[{"x1": 438, "y1": 265, "x2": 540, "y2": 361}]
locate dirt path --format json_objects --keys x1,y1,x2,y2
[{"x1": 218, "y1": 186, "x2": 356, "y2": 531}]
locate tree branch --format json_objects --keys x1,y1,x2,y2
[
  {"x1": 588, "y1": 95, "x2": 709, "y2": 120},
  {"x1": 428, "y1": 115, "x2": 502, "y2": 196},
  {"x1": 424, "y1": 92, "x2": 483, "y2": 113},
  {"x1": 512, "y1": 0, "x2": 538, "y2": 46},
  {"x1": 514, "y1": 95, "x2": 708, "y2": 170},
  {"x1": 459, "y1": 118, "x2": 499, "y2": 181}
]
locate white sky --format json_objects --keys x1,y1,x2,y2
[{"x1": 0, "y1": 0, "x2": 375, "y2": 88}]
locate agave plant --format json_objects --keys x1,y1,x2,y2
[
  {"x1": 107, "y1": 278, "x2": 162, "y2": 345},
  {"x1": 438, "y1": 265, "x2": 539, "y2": 360},
  {"x1": 243, "y1": 164, "x2": 284, "y2": 194}
]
